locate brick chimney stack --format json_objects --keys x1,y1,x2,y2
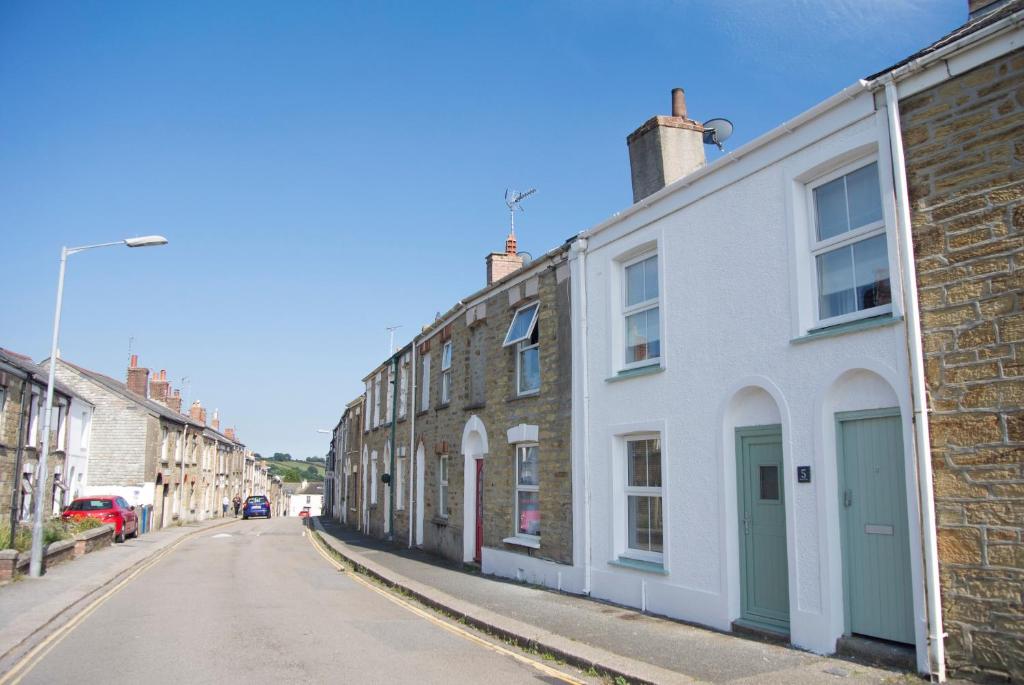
[
  {"x1": 225, "y1": 427, "x2": 237, "y2": 442},
  {"x1": 485, "y1": 230, "x2": 524, "y2": 285},
  {"x1": 166, "y1": 389, "x2": 182, "y2": 414},
  {"x1": 211, "y1": 409, "x2": 220, "y2": 431},
  {"x1": 126, "y1": 354, "x2": 150, "y2": 398},
  {"x1": 149, "y1": 370, "x2": 170, "y2": 403},
  {"x1": 627, "y1": 87, "x2": 706, "y2": 203},
  {"x1": 189, "y1": 400, "x2": 207, "y2": 425}
]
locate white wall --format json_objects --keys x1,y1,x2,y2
[
  {"x1": 288, "y1": 494, "x2": 323, "y2": 517},
  {"x1": 577, "y1": 89, "x2": 925, "y2": 661},
  {"x1": 65, "y1": 397, "x2": 93, "y2": 501}
]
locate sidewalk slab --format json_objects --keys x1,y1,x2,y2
[
  {"x1": 0, "y1": 516, "x2": 238, "y2": 671},
  {"x1": 314, "y1": 519, "x2": 913, "y2": 685}
]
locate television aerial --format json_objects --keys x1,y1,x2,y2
[
  {"x1": 702, "y1": 118, "x2": 734, "y2": 151},
  {"x1": 505, "y1": 187, "x2": 536, "y2": 236}
]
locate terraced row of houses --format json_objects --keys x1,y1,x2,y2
[
  {"x1": 324, "y1": 3, "x2": 1023, "y2": 681},
  {"x1": 1, "y1": 350, "x2": 283, "y2": 536}
]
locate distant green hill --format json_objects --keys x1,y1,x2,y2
[{"x1": 267, "y1": 460, "x2": 325, "y2": 483}]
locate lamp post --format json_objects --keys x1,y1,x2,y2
[{"x1": 29, "y1": 235, "x2": 167, "y2": 578}]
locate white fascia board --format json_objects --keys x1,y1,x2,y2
[{"x1": 583, "y1": 82, "x2": 875, "y2": 252}]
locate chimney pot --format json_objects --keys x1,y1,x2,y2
[
  {"x1": 130, "y1": 354, "x2": 138, "y2": 368},
  {"x1": 671, "y1": 88, "x2": 686, "y2": 118},
  {"x1": 126, "y1": 356, "x2": 150, "y2": 397}
]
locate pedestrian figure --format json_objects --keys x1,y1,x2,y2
[
  {"x1": 232, "y1": 494, "x2": 242, "y2": 517},
  {"x1": 222, "y1": 495, "x2": 229, "y2": 517}
]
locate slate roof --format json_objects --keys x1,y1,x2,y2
[
  {"x1": 52, "y1": 357, "x2": 196, "y2": 428},
  {"x1": 867, "y1": 0, "x2": 1024, "y2": 80},
  {"x1": 0, "y1": 348, "x2": 89, "y2": 403}
]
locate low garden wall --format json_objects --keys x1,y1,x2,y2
[{"x1": 0, "y1": 524, "x2": 114, "y2": 582}]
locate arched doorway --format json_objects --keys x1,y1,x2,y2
[{"x1": 461, "y1": 415, "x2": 489, "y2": 563}]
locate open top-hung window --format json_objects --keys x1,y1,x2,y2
[
  {"x1": 811, "y1": 160, "x2": 891, "y2": 324},
  {"x1": 624, "y1": 254, "x2": 660, "y2": 366},
  {"x1": 504, "y1": 303, "x2": 541, "y2": 395}
]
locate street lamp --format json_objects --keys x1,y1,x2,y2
[{"x1": 29, "y1": 235, "x2": 168, "y2": 577}]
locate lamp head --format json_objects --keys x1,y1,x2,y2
[{"x1": 124, "y1": 235, "x2": 168, "y2": 248}]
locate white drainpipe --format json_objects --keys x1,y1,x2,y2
[
  {"x1": 884, "y1": 79, "x2": 945, "y2": 681},
  {"x1": 570, "y1": 238, "x2": 593, "y2": 594},
  {"x1": 408, "y1": 345, "x2": 417, "y2": 548}
]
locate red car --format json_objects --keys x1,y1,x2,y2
[
  {"x1": 62, "y1": 496, "x2": 139, "y2": 543},
  {"x1": 298, "y1": 506, "x2": 311, "y2": 519}
]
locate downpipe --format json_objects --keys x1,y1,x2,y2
[{"x1": 884, "y1": 79, "x2": 946, "y2": 681}]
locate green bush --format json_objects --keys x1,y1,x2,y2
[{"x1": 0, "y1": 517, "x2": 107, "y2": 552}]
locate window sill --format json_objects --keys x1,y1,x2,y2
[
  {"x1": 606, "y1": 363, "x2": 664, "y2": 383},
  {"x1": 462, "y1": 401, "x2": 486, "y2": 411},
  {"x1": 608, "y1": 556, "x2": 668, "y2": 575},
  {"x1": 416, "y1": 409, "x2": 430, "y2": 418},
  {"x1": 502, "y1": 535, "x2": 541, "y2": 549},
  {"x1": 431, "y1": 516, "x2": 449, "y2": 526},
  {"x1": 437, "y1": 402, "x2": 450, "y2": 410},
  {"x1": 791, "y1": 314, "x2": 903, "y2": 345}
]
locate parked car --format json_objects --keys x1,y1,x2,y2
[
  {"x1": 62, "y1": 496, "x2": 139, "y2": 543},
  {"x1": 242, "y1": 495, "x2": 271, "y2": 520},
  {"x1": 298, "y1": 506, "x2": 311, "y2": 519}
]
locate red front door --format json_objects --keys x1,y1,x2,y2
[{"x1": 474, "y1": 459, "x2": 483, "y2": 563}]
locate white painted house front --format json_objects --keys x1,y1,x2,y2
[
  {"x1": 570, "y1": 82, "x2": 938, "y2": 674},
  {"x1": 63, "y1": 395, "x2": 94, "y2": 502}
]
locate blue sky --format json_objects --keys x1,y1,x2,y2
[{"x1": 0, "y1": 1, "x2": 964, "y2": 459}]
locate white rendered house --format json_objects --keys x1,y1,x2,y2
[{"x1": 570, "y1": 83, "x2": 940, "y2": 675}]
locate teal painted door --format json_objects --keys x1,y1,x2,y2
[
  {"x1": 737, "y1": 426, "x2": 789, "y2": 631},
  {"x1": 838, "y1": 411, "x2": 915, "y2": 644}
]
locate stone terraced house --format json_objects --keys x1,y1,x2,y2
[
  {"x1": 324, "y1": 2, "x2": 1021, "y2": 679},
  {"x1": 889, "y1": 0, "x2": 1024, "y2": 679},
  {"x1": 1, "y1": 347, "x2": 93, "y2": 532}
]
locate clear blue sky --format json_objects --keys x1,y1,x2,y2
[{"x1": 0, "y1": 1, "x2": 964, "y2": 459}]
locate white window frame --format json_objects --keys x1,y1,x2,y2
[
  {"x1": 385, "y1": 364, "x2": 394, "y2": 425},
  {"x1": 161, "y1": 427, "x2": 170, "y2": 463},
  {"x1": 420, "y1": 353, "x2": 431, "y2": 412},
  {"x1": 373, "y1": 372, "x2": 382, "y2": 428},
  {"x1": 28, "y1": 391, "x2": 40, "y2": 447},
  {"x1": 79, "y1": 410, "x2": 90, "y2": 452},
  {"x1": 502, "y1": 302, "x2": 540, "y2": 347},
  {"x1": 515, "y1": 444, "x2": 540, "y2": 540},
  {"x1": 621, "y1": 252, "x2": 661, "y2": 370},
  {"x1": 396, "y1": 455, "x2": 406, "y2": 510},
  {"x1": 807, "y1": 156, "x2": 893, "y2": 328},
  {"x1": 438, "y1": 454, "x2": 449, "y2": 518},
  {"x1": 364, "y1": 381, "x2": 372, "y2": 432},
  {"x1": 440, "y1": 341, "x2": 452, "y2": 405},
  {"x1": 370, "y1": 451, "x2": 378, "y2": 505},
  {"x1": 398, "y1": 353, "x2": 409, "y2": 419},
  {"x1": 623, "y1": 434, "x2": 664, "y2": 563}
]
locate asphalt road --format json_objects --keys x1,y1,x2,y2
[{"x1": 16, "y1": 517, "x2": 590, "y2": 684}]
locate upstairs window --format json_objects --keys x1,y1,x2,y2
[
  {"x1": 440, "y1": 341, "x2": 453, "y2": 405},
  {"x1": 811, "y1": 160, "x2": 891, "y2": 324},
  {"x1": 623, "y1": 254, "x2": 660, "y2": 366},
  {"x1": 373, "y1": 372, "x2": 382, "y2": 427},
  {"x1": 398, "y1": 353, "x2": 409, "y2": 419},
  {"x1": 385, "y1": 365, "x2": 394, "y2": 424},
  {"x1": 504, "y1": 303, "x2": 541, "y2": 395},
  {"x1": 420, "y1": 353, "x2": 432, "y2": 411},
  {"x1": 364, "y1": 381, "x2": 372, "y2": 432}
]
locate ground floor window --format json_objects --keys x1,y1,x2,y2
[
  {"x1": 625, "y1": 436, "x2": 663, "y2": 559},
  {"x1": 438, "y1": 455, "x2": 449, "y2": 518},
  {"x1": 516, "y1": 445, "x2": 540, "y2": 536},
  {"x1": 397, "y1": 456, "x2": 406, "y2": 510}
]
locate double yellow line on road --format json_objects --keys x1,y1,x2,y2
[
  {"x1": 306, "y1": 527, "x2": 585, "y2": 685},
  {"x1": 0, "y1": 521, "x2": 240, "y2": 685}
]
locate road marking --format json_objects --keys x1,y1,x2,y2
[
  {"x1": 306, "y1": 528, "x2": 584, "y2": 685},
  {"x1": 0, "y1": 521, "x2": 241, "y2": 685}
]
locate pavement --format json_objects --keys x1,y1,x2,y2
[
  {"x1": 0, "y1": 514, "x2": 239, "y2": 675},
  {"x1": 313, "y1": 518, "x2": 921, "y2": 685}
]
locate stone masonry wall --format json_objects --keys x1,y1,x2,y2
[
  {"x1": 53, "y1": 364, "x2": 149, "y2": 487},
  {"x1": 901, "y1": 48, "x2": 1024, "y2": 681},
  {"x1": 415, "y1": 251, "x2": 573, "y2": 567}
]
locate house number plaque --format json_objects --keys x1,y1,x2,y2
[{"x1": 797, "y1": 466, "x2": 812, "y2": 483}]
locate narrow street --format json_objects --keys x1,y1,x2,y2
[{"x1": 12, "y1": 518, "x2": 590, "y2": 684}]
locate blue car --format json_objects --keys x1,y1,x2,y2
[{"x1": 242, "y1": 495, "x2": 271, "y2": 519}]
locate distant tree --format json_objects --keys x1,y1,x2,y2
[
  {"x1": 306, "y1": 456, "x2": 326, "y2": 464},
  {"x1": 252, "y1": 452, "x2": 263, "y2": 460},
  {"x1": 271, "y1": 452, "x2": 292, "y2": 462}
]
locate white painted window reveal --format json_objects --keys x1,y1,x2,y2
[
  {"x1": 625, "y1": 436, "x2": 663, "y2": 561},
  {"x1": 623, "y1": 254, "x2": 660, "y2": 366}
]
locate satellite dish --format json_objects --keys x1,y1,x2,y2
[{"x1": 702, "y1": 118, "x2": 734, "y2": 150}]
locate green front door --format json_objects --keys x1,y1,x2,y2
[
  {"x1": 737, "y1": 425, "x2": 789, "y2": 631},
  {"x1": 837, "y1": 410, "x2": 915, "y2": 644}
]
